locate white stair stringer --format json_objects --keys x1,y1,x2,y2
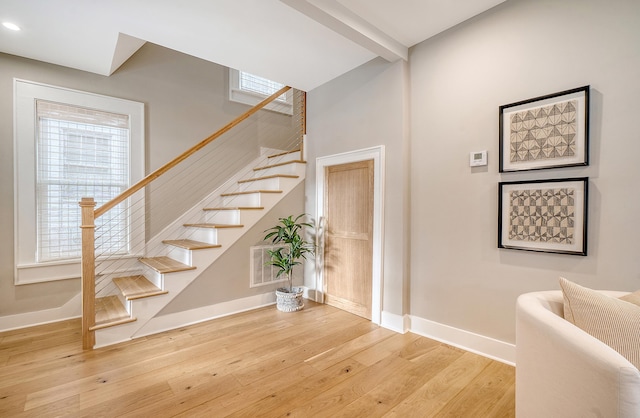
[{"x1": 93, "y1": 150, "x2": 305, "y2": 348}]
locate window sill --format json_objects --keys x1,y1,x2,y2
[{"x1": 15, "y1": 254, "x2": 144, "y2": 285}]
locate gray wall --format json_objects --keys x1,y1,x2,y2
[
  {"x1": 305, "y1": 58, "x2": 411, "y2": 317},
  {"x1": 0, "y1": 43, "x2": 295, "y2": 317},
  {"x1": 307, "y1": 0, "x2": 640, "y2": 345}
]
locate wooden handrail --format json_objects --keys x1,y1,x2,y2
[{"x1": 94, "y1": 85, "x2": 292, "y2": 219}]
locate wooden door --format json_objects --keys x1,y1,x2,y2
[{"x1": 323, "y1": 159, "x2": 374, "y2": 319}]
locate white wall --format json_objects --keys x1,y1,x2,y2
[{"x1": 308, "y1": 0, "x2": 640, "y2": 350}]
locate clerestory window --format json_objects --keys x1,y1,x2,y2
[{"x1": 228, "y1": 69, "x2": 292, "y2": 114}]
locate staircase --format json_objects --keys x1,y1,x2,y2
[{"x1": 91, "y1": 149, "x2": 305, "y2": 347}]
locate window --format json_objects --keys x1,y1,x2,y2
[
  {"x1": 14, "y1": 80, "x2": 144, "y2": 284},
  {"x1": 239, "y1": 72, "x2": 287, "y2": 101},
  {"x1": 36, "y1": 101, "x2": 130, "y2": 262},
  {"x1": 228, "y1": 69, "x2": 292, "y2": 114}
]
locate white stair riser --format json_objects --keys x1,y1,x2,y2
[
  {"x1": 222, "y1": 193, "x2": 261, "y2": 207},
  {"x1": 138, "y1": 264, "x2": 202, "y2": 295},
  {"x1": 268, "y1": 151, "x2": 300, "y2": 164},
  {"x1": 253, "y1": 165, "x2": 297, "y2": 177},
  {"x1": 166, "y1": 246, "x2": 192, "y2": 266},
  {"x1": 141, "y1": 265, "x2": 164, "y2": 290},
  {"x1": 182, "y1": 227, "x2": 219, "y2": 244},
  {"x1": 238, "y1": 177, "x2": 280, "y2": 191},
  {"x1": 203, "y1": 209, "x2": 241, "y2": 224},
  {"x1": 253, "y1": 161, "x2": 306, "y2": 178},
  {"x1": 166, "y1": 246, "x2": 218, "y2": 267},
  {"x1": 252, "y1": 190, "x2": 290, "y2": 212},
  {"x1": 118, "y1": 293, "x2": 131, "y2": 314}
]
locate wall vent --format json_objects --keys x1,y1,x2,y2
[{"x1": 250, "y1": 244, "x2": 288, "y2": 288}]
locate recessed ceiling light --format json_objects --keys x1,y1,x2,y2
[{"x1": 2, "y1": 22, "x2": 21, "y2": 31}]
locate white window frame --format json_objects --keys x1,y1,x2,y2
[
  {"x1": 228, "y1": 69, "x2": 293, "y2": 115},
  {"x1": 13, "y1": 79, "x2": 145, "y2": 285}
]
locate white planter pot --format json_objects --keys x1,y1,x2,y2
[{"x1": 275, "y1": 287, "x2": 304, "y2": 312}]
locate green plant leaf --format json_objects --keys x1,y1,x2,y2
[{"x1": 262, "y1": 214, "x2": 315, "y2": 291}]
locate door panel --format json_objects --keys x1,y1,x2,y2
[{"x1": 324, "y1": 159, "x2": 374, "y2": 319}]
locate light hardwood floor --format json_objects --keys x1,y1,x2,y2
[{"x1": 0, "y1": 301, "x2": 515, "y2": 417}]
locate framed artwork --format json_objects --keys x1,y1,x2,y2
[
  {"x1": 499, "y1": 86, "x2": 589, "y2": 172},
  {"x1": 498, "y1": 177, "x2": 588, "y2": 256}
]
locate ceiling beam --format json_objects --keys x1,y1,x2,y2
[{"x1": 280, "y1": 0, "x2": 408, "y2": 62}]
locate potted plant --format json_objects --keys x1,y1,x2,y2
[{"x1": 263, "y1": 214, "x2": 315, "y2": 312}]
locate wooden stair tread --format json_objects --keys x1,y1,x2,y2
[
  {"x1": 113, "y1": 275, "x2": 168, "y2": 300},
  {"x1": 268, "y1": 149, "x2": 300, "y2": 159},
  {"x1": 162, "y1": 239, "x2": 222, "y2": 250},
  {"x1": 220, "y1": 190, "x2": 282, "y2": 197},
  {"x1": 237, "y1": 174, "x2": 299, "y2": 184},
  {"x1": 253, "y1": 160, "x2": 306, "y2": 171},
  {"x1": 183, "y1": 223, "x2": 244, "y2": 229},
  {"x1": 202, "y1": 206, "x2": 264, "y2": 211},
  {"x1": 92, "y1": 295, "x2": 135, "y2": 330},
  {"x1": 139, "y1": 256, "x2": 196, "y2": 274}
]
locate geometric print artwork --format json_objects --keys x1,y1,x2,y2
[
  {"x1": 510, "y1": 99, "x2": 577, "y2": 163},
  {"x1": 509, "y1": 187, "x2": 575, "y2": 244}
]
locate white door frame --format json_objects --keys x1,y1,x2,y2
[{"x1": 316, "y1": 146, "x2": 385, "y2": 325}]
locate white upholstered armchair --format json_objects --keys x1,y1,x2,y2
[{"x1": 516, "y1": 290, "x2": 640, "y2": 417}]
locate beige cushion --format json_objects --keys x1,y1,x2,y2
[
  {"x1": 620, "y1": 289, "x2": 640, "y2": 307},
  {"x1": 559, "y1": 277, "x2": 640, "y2": 369}
]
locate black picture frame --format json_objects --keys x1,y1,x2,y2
[
  {"x1": 498, "y1": 177, "x2": 588, "y2": 256},
  {"x1": 499, "y1": 86, "x2": 589, "y2": 172}
]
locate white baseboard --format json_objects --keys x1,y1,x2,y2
[
  {"x1": 0, "y1": 292, "x2": 82, "y2": 332},
  {"x1": 133, "y1": 292, "x2": 277, "y2": 339},
  {"x1": 381, "y1": 310, "x2": 409, "y2": 333},
  {"x1": 409, "y1": 315, "x2": 515, "y2": 366}
]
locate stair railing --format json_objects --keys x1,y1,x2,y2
[{"x1": 80, "y1": 85, "x2": 305, "y2": 349}]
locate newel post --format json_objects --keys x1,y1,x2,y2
[{"x1": 79, "y1": 197, "x2": 97, "y2": 349}]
